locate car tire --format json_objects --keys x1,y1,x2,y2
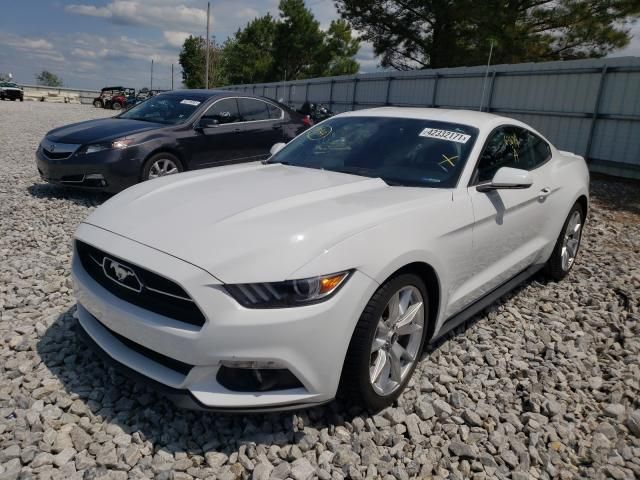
[
  {"x1": 142, "y1": 153, "x2": 184, "y2": 181},
  {"x1": 339, "y1": 273, "x2": 428, "y2": 411},
  {"x1": 93, "y1": 100, "x2": 102, "y2": 108},
  {"x1": 544, "y1": 203, "x2": 585, "y2": 281},
  {"x1": 112, "y1": 102, "x2": 122, "y2": 110}
]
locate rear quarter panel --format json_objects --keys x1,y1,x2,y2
[{"x1": 539, "y1": 148, "x2": 590, "y2": 262}]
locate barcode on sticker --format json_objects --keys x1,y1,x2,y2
[
  {"x1": 180, "y1": 99, "x2": 201, "y2": 106},
  {"x1": 419, "y1": 128, "x2": 470, "y2": 143}
]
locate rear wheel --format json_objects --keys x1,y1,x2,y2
[
  {"x1": 93, "y1": 100, "x2": 103, "y2": 108},
  {"x1": 142, "y1": 153, "x2": 183, "y2": 181},
  {"x1": 544, "y1": 203, "x2": 584, "y2": 280},
  {"x1": 340, "y1": 273, "x2": 428, "y2": 411}
]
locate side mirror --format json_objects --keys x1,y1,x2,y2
[
  {"x1": 476, "y1": 167, "x2": 533, "y2": 192},
  {"x1": 269, "y1": 142, "x2": 286, "y2": 156},
  {"x1": 197, "y1": 118, "x2": 219, "y2": 129}
]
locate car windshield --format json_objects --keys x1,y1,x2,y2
[
  {"x1": 118, "y1": 95, "x2": 203, "y2": 125},
  {"x1": 268, "y1": 116, "x2": 479, "y2": 188}
]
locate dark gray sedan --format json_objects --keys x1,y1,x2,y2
[{"x1": 36, "y1": 90, "x2": 309, "y2": 193}]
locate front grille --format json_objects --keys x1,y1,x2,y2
[
  {"x1": 94, "y1": 315, "x2": 193, "y2": 376},
  {"x1": 76, "y1": 240, "x2": 207, "y2": 327},
  {"x1": 42, "y1": 148, "x2": 72, "y2": 160}
]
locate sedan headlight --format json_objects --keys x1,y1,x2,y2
[
  {"x1": 78, "y1": 138, "x2": 133, "y2": 155},
  {"x1": 226, "y1": 271, "x2": 351, "y2": 308}
]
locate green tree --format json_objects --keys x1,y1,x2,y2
[
  {"x1": 36, "y1": 70, "x2": 63, "y2": 87},
  {"x1": 313, "y1": 19, "x2": 360, "y2": 77},
  {"x1": 222, "y1": 15, "x2": 277, "y2": 84},
  {"x1": 336, "y1": 0, "x2": 640, "y2": 69},
  {"x1": 179, "y1": 35, "x2": 226, "y2": 88},
  {"x1": 271, "y1": 0, "x2": 325, "y2": 80},
  {"x1": 221, "y1": 1, "x2": 360, "y2": 84}
]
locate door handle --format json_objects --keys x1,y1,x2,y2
[{"x1": 539, "y1": 187, "x2": 551, "y2": 198}]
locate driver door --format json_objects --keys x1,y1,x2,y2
[
  {"x1": 461, "y1": 126, "x2": 554, "y2": 304},
  {"x1": 187, "y1": 97, "x2": 245, "y2": 168}
]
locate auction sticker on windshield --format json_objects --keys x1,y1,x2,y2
[
  {"x1": 419, "y1": 128, "x2": 470, "y2": 144},
  {"x1": 306, "y1": 125, "x2": 332, "y2": 140},
  {"x1": 180, "y1": 99, "x2": 201, "y2": 106}
]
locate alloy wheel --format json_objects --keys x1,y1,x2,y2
[
  {"x1": 148, "y1": 159, "x2": 179, "y2": 179},
  {"x1": 561, "y1": 210, "x2": 582, "y2": 271},
  {"x1": 369, "y1": 285, "x2": 424, "y2": 395}
]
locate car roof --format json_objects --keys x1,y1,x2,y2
[
  {"x1": 339, "y1": 107, "x2": 514, "y2": 130},
  {"x1": 158, "y1": 89, "x2": 281, "y2": 103}
]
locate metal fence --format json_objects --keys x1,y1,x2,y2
[{"x1": 224, "y1": 57, "x2": 640, "y2": 179}]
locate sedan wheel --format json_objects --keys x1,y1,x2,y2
[
  {"x1": 340, "y1": 273, "x2": 428, "y2": 411},
  {"x1": 370, "y1": 286, "x2": 424, "y2": 396},
  {"x1": 561, "y1": 210, "x2": 582, "y2": 271},
  {"x1": 148, "y1": 158, "x2": 180, "y2": 179},
  {"x1": 544, "y1": 203, "x2": 585, "y2": 281}
]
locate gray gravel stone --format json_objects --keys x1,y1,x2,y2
[
  {"x1": 448, "y1": 441, "x2": 477, "y2": 459},
  {"x1": 625, "y1": 410, "x2": 640, "y2": 437},
  {"x1": 290, "y1": 458, "x2": 315, "y2": 480}
]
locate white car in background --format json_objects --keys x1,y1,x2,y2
[{"x1": 72, "y1": 108, "x2": 589, "y2": 411}]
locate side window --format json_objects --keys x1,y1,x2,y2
[
  {"x1": 527, "y1": 132, "x2": 552, "y2": 169},
  {"x1": 475, "y1": 126, "x2": 550, "y2": 183},
  {"x1": 237, "y1": 98, "x2": 270, "y2": 121},
  {"x1": 267, "y1": 103, "x2": 283, "y2": 120},
  {"x1": 202, "y1": 98, "x2": 239, "y2": 124}
]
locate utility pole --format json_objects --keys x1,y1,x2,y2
[
  {"x1": 204, "y1": 1, "x2": 210, "y2": 89},
  {"x1": 150, "y1": 59, "x2": 154, "y2": 91},
  {"x1": 171, "y1": 64, "x2": 174, "y2": 90}
]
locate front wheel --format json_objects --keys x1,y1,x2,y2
[
  {"x1": 142, "y1": 153, "x2": 183, "y2": 182},
  {"x1": 544, "y1": 203, "x2": 585, "y2": 281},
  {"x1": 339, "y1": 273, "x2": 428, "y2": 411},
  {"x1": 111, "y1": 102, "x2": 122, "y2": 110}
]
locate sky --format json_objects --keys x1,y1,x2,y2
[{"x1": 0, "y1": 0, "x2": 638, "y2": 90}]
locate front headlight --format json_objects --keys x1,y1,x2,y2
[
  {"x1": 225, "y1": 271, "x2": 351, "y2": 308},
  {"x1": 78, "y1": 138, "x2": 133, "y2": 155}
]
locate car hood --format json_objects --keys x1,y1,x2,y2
[
  {"x1": 47, "y1": 118, "x2": 163, "y2": 144},
  {"x1": 83, "y1": 163, "x2": 448, "y2": 283}
]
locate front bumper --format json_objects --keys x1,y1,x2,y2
[
  {"x1": 72, "y1": 222, "x2": 377, "y2": 411},
  {"x1": 36, "y1": 145, "x2": 144, "y2": 193}
]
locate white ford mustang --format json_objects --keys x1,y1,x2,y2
[{"x1": 72, "y1": 108, "x2": 589, "y2": 411}]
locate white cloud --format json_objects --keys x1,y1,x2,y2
[
  {"x1": 70, "y1": 33, "x2": 177, "y2": 65},
  {"x1": 66, "y1": 1, "x2": 208, "y2": 31},
  {"x1": 65, "y1": 4, "x2": 111, "y2": 18},
  {"x1": 611, "y1": 21, "x2": 640, "y2": 57},
  {"x1": 0, "y1": 33, "x2": 54, "y2": 51},
  {"x1": 163, "y1": 31, "x2": 190, "y2": 48}
]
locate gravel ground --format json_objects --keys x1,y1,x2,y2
[{"x1": 0, "y1": 101, "x2": 639, "y2": 480}]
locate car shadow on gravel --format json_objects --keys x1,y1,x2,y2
[
  {"x1": 37, "y1": 306, "x2": 369, "y2": 456},
  {"x1": 28, "y1": 182, "x2": 111, "y2": 207},
  {"x1": 38, "y1": 278, "x2": 545, "y2": 457}
]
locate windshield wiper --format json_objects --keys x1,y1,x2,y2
[
  {"x1": 263, "y1": 159, "x2": 293, "y2": 165},
  {"x1": 380, "y1": 177, "x2": 406, "y2": 186}
]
